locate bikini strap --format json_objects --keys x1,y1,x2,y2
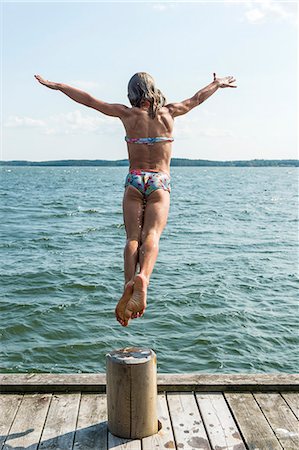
[{"x1": 125, "y1": 136, "x2": 174, "y2": 145}]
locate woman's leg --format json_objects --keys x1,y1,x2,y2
[
  {"x1": 115, "y1": 185, "x2": 144, "y2": 326},
  {"x1": 123, "y1": 189, "x2": 170, "y2": 323},
  {"x1": 122, "y1": 185, "x2": 145, "y2": 283},
  {"x1": 139, "y1": 189, "x2": 170, "y2": 282}
]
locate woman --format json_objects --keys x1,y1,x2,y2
[{"x1": 34, "y1": 71, "x2": 237, "y2": 326}]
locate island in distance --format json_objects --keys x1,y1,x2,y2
[{"x1": 1, "y1": 158, "x2": 298, "y2": 167}]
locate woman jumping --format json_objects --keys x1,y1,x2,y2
[{"x1": 35, "y1": 71, "x2": 237, "y2": 327}]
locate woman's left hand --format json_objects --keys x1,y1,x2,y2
[{"x1": 34, "y1": 74, "x2": 59, "y2": 90}]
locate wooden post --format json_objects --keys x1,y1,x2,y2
[{"x1": 106, "y1": 347, "x2": 158, "y2": 439}]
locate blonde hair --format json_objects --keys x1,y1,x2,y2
[{"x1": 127, "y1": 72, "x2": 166, "y2": 119}]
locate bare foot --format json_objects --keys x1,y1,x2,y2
[
  {"x1": 124, "y1": 274, "x2": 147, "y2": 323},
  {"x1": 115, "y1": 281, "x2": 134, "y2": 327}
]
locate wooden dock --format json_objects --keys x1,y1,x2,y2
[{"x1": 1, "y1": 373, "x2": 298, "y2": 449}]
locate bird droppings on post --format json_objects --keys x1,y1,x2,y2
[{"x1": 106, "y1": 347, "x2": 154, "y2": 364}]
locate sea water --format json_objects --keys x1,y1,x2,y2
[{"x1": 0, "y1": 166, "x2": 298, "y2": 373}]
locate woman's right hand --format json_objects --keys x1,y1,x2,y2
[
  {"x1": 34, "y1": 74, "x2": 60, "y2": 90},
  {"x1": 213, "y1": 73, "x2": 237, "y2": 88}
]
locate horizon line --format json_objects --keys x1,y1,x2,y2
[{"x1": 1, "y1": 157, "x2": 299, "y2": 163}]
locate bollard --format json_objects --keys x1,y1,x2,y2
[{"x1": 106, "y1": 347, "x2": 158, "y2": 439}]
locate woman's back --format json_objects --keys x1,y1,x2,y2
[{"x1": 122, "y1": 105, "x2": 174, "y2": 174}]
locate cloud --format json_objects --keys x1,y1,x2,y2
[
  {"x1": 4, "y1": 111, "x2": 233, "y2": 142},
  {"x1": 152, "y1": 3, "x2": 176, "y2": 12},
  {"x1": 245, "y1": 7, "x2": 265, "y2": 23},
  {"x1": 200, "y1": 108, "x2": 217, "y2": 117},
  {"x1": 4, "y1": 116, "x2": 46, "y2": 128},
  {"x1": 4, "y1": 110, "x2": 121, "y2": 136},
  {"x1": 174, "y1": 117, "x2": 234, "y2": 139},
  {"x1": 242, "y1": 1, "x2": 298, "y2": 25},
  {"x1": 199, "y1": 129, "x2": 234, "y2": 138},
  {"x1": 153, "y1": 4, "x2": 167, "y2": 12}
]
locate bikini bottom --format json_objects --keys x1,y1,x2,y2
[{"x1": 124, "y1": 169, "x2": 171, "y2": 198}]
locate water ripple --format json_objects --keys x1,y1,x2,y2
[{"x1": 0, "y1": 166, "x2": 298, "y2": 373}]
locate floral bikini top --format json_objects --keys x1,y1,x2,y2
[{"x1": 125, "y1": 136, "x2": 174, "y2": 145}]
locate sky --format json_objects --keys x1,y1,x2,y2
[{"x1": 1, "y1": 0, "x2": 298, "y2": 161}]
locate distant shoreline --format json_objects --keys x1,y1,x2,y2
[{"x1": 1, "y1": 158, "x2": 298, "y2": 167}]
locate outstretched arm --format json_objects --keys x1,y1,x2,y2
[
  {"x1": 166, "y1": 73, "x2": 237, "y2": 118},
  {"x1": 34, "y1": 75, "x2": 129, "y2": 118}
]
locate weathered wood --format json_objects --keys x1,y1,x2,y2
[
  {"x1": 73, "y1": 393, "x2": 107, "y2": 450},
  {"x1": 142, "y1": 393, "x2": 176, "y2": 450},
  {"x1": 1, "y1": 373, "x2": 298, "y2": 393},
  {"x1": 130, "y1": 360, "x2": 158, "y2": 439},
  {"x1": 225, "y1": 392, "x2": 283, "y2": 450},
  {"x1": 2, "y1": 394, "x2": 51, "y2": 449},
  {"x1": 158, "y1": 373, "x2": 299, "y2": 392},
  {"x1": 0, "y1": 394, "x2": 23, "y2": 446},
  {"x1": 0, "y1": 373, "x2": 107, "y2": 393},
  {"x1": 106, "y1": 347, "x2": 158, "y2": 439},
  {"x1": 167, "y1": 392, "x2": 211, "y2": 450},
  {"x1": 281, "y1": 393, "x2": 299, "y2": 419},
  {"x1": 39, "y1": 393, "x2": 81, "y2": 449},
  {"x1": 107, "y1": 432, "x2": 141, "y2": 450},
  {"x1": 1, "y1": 388, "x2": 298, "y2": 450},
  {"x1": 196, "y1": 392, "x2": 246, "y2": 449},
  {"x1": 253, "y1": 392, "x2": 299, "y2": 450}
]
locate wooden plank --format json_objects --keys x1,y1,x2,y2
[
  {"x1": 2, "y1": 394, "x2": 51, "y2": 449},
  {"x1": 107, "y1": 432, "x2": 141, "y2": 449},
  {"x1": 0, "y1": 373, "x2": 106, "y2": 393},
  {"x1": 38, "y1": 393, "x2": 81, "y2": 449},
  {"x1": 281, "y1": 393, "x2": 299, "y2": 419},
  {"x1": 225, "y1": 392, "x2": 283, "y2": 450},
  {"x1": 142, "y1": 393, "x2": 176, "y2": 450},
  {"x1": 254, "y1": 392, "x2": 299, "y2": 450},
  {"x1": 73, "y1": 393, "x2": 107, "y2": 450},
  {"x1": 167, "y1": 392, "x2": 211, "y2": 450},
  {"x1": 196, "y1": 392, "x2": 246, "y2": 449},
  {"x1": 158, "y1": 374, "x2": 299, "y2": 392},
  {"x1": 0, "y1": 394, "x2": 23, "y2": 446},
  {"x1": 1, "y1": 373, "x2": 298, "y2": 393}
]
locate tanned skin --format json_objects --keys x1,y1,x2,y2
[{"x1": 35, "y1": 72, "x2": 237, "y2": 326}]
